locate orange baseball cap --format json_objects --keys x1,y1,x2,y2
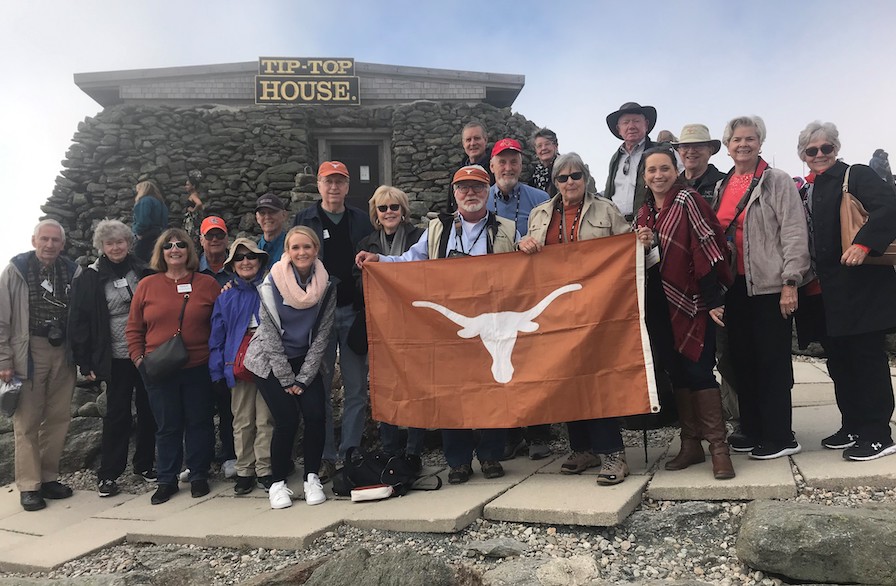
[
  {"x1": 200, "y1": 216, "x2": 228, "y2": 235},
  {"x1": 452, "y1": 165, "x2": 490, "y2": 185},
  {"x1": 318, "y1": 161, "x2": 350, "y2": 178}
]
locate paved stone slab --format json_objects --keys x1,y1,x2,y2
[
  {"x1": 0, "y1": 529, "x2": 34, "y2": 553},
  {"x1": 538, "y1": 447, "x2": 666, "y2": 476},
  {"x1": 792, "y1": 404, "x2": 847, "y2": 453},
  {"x1": 0, "y1": 485, "x2": 29, "y2": 522},
  {"x1": 206, "y1": 499, "x2": 351, "y2": 549},
  {"x1": 94, "y1": 480, "x2": 229, "y2": 521},
  {"x1": 792, "y1": 382, "x2": 836, "y2": 408},
  {"x1": 1, "y1": 489, "x2": 137, "y2": 537},
  {"x1": 485, "y1": 474, "x2": 648, "y2": 526},
  {"x1": 127, "y1": 493, "x2": 272, "y2": 545},
  {"x1": 0, "y1": 517, "x2": 144, "y2": 573},
  {"x1": 648, "y1": 440, "x2": 797, "y2": 501},
  {"x1": 792, "y1": 361, "x2": 832, "y2": 383},
  {"x1": 793, "y1": 450, "x2": 896, "y2": 489}
]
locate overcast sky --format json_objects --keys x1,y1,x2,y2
[{"x1": 1, "y1": 0, "x2": 894, "y2": 262}]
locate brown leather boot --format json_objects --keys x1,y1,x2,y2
[
  {"x1": 665, "y1": 388, "x2": 706, "y2": 471},
  {"x1": 693, "y1": 388, "x2": 735, "y2": 480}
]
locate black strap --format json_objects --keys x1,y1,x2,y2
[
  {"x1": 723, "y1": 161, "x2": 767, "y2": 234},
  {"x1": 174, "y1": 274, "x2": 193, "y2": 334}
]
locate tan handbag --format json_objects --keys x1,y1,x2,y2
[{"x1": 839, "y1": 166, "x2": 896, "y2": 265}]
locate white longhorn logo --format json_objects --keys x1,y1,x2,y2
[{"x1": 412, "y1": 284, "x2": 582, "y2": 383}]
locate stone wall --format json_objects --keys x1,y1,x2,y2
[{"x1": 43, "y1": 101, "x2": 540, "y2": 261}]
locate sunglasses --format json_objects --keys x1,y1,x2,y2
[
  {"x1": 377, "y1": 204, "x2": 401, "y2": 213},
  {"x1": 232, "y1": 252, "x2": 260, "y2": 262},
  {"x1": 556, "y1": 171, "x2": 584, "y2": 183},
  {"x1": 162, "y1": 241, "x2": 188, "y2": 250},
  {"x1": 804, "y1": 144, "x2": 835, "y2": 157},
  {"x1": 203, "y1": 231, "x2": 227, "y2": 241}
]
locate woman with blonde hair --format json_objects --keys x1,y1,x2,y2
[{"x1": 132, "y1": 180, "x2": 169, "y2": 262}]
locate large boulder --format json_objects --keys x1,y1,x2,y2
[
  {"x1": 304, "y1": 546, "x2": 456, "y2": 586},
  {"x1": 737, "y1": 500, "x2": 896, "y2": 585}
]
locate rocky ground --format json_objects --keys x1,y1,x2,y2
[{"x1": 2, "y1": 426, "x2": 895, "y2": 586}]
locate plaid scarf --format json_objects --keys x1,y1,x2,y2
[{"x1": 637, "y1": 186, "x2": 731, "y2": 362}]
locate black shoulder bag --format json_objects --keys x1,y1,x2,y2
[{"x1": 142, "y1": 283, "x2": 191, "y2": 383}]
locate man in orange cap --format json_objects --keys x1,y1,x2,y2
[
  {"x1": 198, "y1": 216, "x2": 232, "y2": 287},
  {"x1": 293, "y1": 161, "x2": 374, "y2": 482},
  {"x1": 355, "y1": 164, "x2": 518, "y2": 484}
]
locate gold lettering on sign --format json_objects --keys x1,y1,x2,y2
[{"x1": 254, "y1": 76, "x2": 360, "y2": 105}]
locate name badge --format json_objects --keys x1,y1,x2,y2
[
  {"x1": 176, "y1": 284, "x2": 193, "y2": 294},
  {"x1": 322, "y1": 229, "x2": 330, "y2": 239},
  {"x1": 113, "y1": 278, "x2": 128, "y2": 289},
  {"x1": 41, "y1": 279, "x2": 54, "y2": 293}
]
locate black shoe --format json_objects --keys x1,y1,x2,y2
[
  {"x1": 256, "y1": 475, "x2": 274, "y2": 492},
  {"x1": 191, "y1": 479, "x2": 210, "y2": 498},
  {"x1": 151, "y1": 483, "x2": 179, "y2": 505},
  {"x1": 843, "y1": 440, "x2": 896, "y2": 461},
  {"x1": 97, "y1": 479, "x2": 120, "y2": 498},
  {"x1": 750, "y1": 439, "x2": 802, "y2": 460},
  {"x1": 234, "y1": 476, "x2": 255, "y2": 495},
  {"x1": 728, "y1": 433, "x2": 756, "y2": 453},
  {"x1": 500, "y1": 438, "x2": 527, "y2": 461},
  {"x1": 447, "y1": 464, "x2": 473, "y2": 485},
  {"x1": 40, "y1": 481, "x2": 73, "y2": 500},
  {"x1": 822, "y1": 429, "x2": 858, "y2": 450},
  {"x1": 404, "y1": 454, "x2": 423, "y2": 476},
  {"x1": 481, "y1": 460, "x2": 505, "y2": 479},
  {"x1": 20, "y1": 491, "x2": 46, "y2": 511},
  {"x1": 136, "y1": 469, "x2": 158, "y2": 483}
]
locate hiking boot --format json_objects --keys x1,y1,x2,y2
[
  {"x1": 843, "y1": 440, "x2": 896, "y2": 461},
  {"x1": 40, "y1": 481, "x2": 73, "y2": 500},
  {"x1": 268, "y1": 481, "x2": 293, "y2": 509},
  {"x1": 500, "y1": 438, "x2": 527, "y2": 461},
  {"x1": 318, "y1": 460, "x2": 337, "y2": 484},
  {"x1": 481, "y1": 460, "x2": 504, "y2": 479},
  {"x1": 234, "y1": 475, "x2": 255, "y2": 495},
  {"x1": 303, "y1": 473, "x2": 326, "y2": 505},
  {"x1": 528, "y1": 443, "x2": 552, "y2": 460},
  {"x1": 596, "y1": 451, "x2": 629, "y2": 486},
  {"x1": 97, "y1": 479, "x2": 120, "y2": 498},
  {"x1": 750, "y1": 437, "x2": 802, "y2": 460},
  {"x1": 448, "y1": 464, "x2": 473, "y2": 485},
  {"x1": 822, "y1": 429, "x2": 858, "y2": 450},
  {"x1": 560, "y1": 451, "x2": 600, "y2": 474}
]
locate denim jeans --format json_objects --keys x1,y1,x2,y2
[
  {"x1": 321, "y1": 305, "x2": 369, "y2": 461},
  {"x1": 143, "y1": 364, "x2": 214, "y2": 486}
]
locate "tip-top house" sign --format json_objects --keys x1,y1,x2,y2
[{"x1": 255, "y1": 57, "x2": 360, "y2": 105}]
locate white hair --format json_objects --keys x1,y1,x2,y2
[{"x1": 33, "y1": 219, "x2": 66, "y2": 242}]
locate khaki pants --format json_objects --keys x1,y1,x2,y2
[
  {"x1": 13, "y1": 337, "x2": 75, "y2": 491},
  {"x1": 230, "y1": 379, "x2": 273, "y2": 477}
]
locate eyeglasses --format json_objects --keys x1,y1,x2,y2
[
  {"x1": 556, "y1": 171, "x2": 584, "y2": 183},
  {"x1": 203, "y1": 231, "x2": 226, "y2": 241},
  {"x1": 376, "y1": 204, "x2": 401, "y2": 213},
  {"x1": 622, "y1": 155, "x2": 631, "y2": 175},
  {"x1": 804, "y1": 144, "x2": 835, "y2": 157},
  {"x1": 454, "y1": 184, "x2": 487, "y2": 194},
  {"x1": 232, "y1": 252, "x2": 259, "y2": 262},
  {"x1": 162, "y1": 241, "x2": 188, "y2": 250}
]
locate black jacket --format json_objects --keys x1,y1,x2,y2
[
  {"x1": 811, "y1": 161, "x2": 896, "y2": 336},
  {"x1": 68, "y1": 254, "x2": 153, "y2": 380},
  {"x1": 292, "y1": 202, "x2": 374, "y2": 262},
  {"x1": 681, "y1": 164, "x2": 725, "y2": 204}
]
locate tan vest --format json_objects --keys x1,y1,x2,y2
[{"x1": 426, "y1": 213, "x2": 517, "y2": 259}]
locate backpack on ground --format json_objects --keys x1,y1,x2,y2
[{"x1": 331, "y1": 447, "x2": 442, "y2": 498}]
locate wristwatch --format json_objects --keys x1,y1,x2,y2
[{"x1": 783, "y1": 279, "x2": 797, "y2": 288}]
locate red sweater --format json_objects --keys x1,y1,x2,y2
[{"x1": 126, "y1": 272, "x2": 220, "y2": 368}]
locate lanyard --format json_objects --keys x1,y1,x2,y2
[
  {"x1": 453, "y1": 214, "x2": 488, "y2": 255},
  {"x1": 493, "y1": 188, "x2": 520, "y2": 230},
  {"x1": 557, "y1": 199, "x2": 584, "y2": 243}
]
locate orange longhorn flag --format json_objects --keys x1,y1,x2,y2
[{"x1": 362, "y1": 232, "x2": 659, "y2": 429}]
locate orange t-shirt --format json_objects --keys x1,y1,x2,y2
[
  {"x1": 544, "y1": 204, "x2": 582, "y2": 245},
  {"x1": 715, "y1": 173, "x2": 753, "y2": 275}
]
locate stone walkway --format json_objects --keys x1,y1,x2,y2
[{"x1": 1, "y1": 360, "x2": 895, "y2": 573}]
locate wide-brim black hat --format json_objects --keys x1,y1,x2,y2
[{"x1": 606, "y1": 102, "x2": 658, "y2": 140}]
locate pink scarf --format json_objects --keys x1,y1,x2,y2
[{"x1": 270, "y1": 255, "x2": 329, "y2": 309}]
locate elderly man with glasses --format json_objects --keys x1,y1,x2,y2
[{"x1": 0, "y1": 220, "x2": 79, "y2": 511}]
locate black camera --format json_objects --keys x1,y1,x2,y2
[
  {"x1": 44, "y1": 319, "x2": 65, "y2": 347},
  {"x1": 447, "y1": 250, "x2": 470, "y2": 258}
]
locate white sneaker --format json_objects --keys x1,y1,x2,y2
[
  {"x1": 303, "y1": 473, "x2": 326, "y2": 506},
  {"x1": 178, "y1": 469, "x2": 190, "y2": 483},
  {"x1": 268, "y1": 481, "x2": 293, "y2": 509},
  {"x1": 222, "y1": 459, "x2": 237, "y2": 479}
]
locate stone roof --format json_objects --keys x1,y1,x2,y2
[{"x1": 73, "y1": 60, "x2": 525, "y2": 108}]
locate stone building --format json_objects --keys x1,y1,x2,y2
[{"x1": 47, "y1": 58, "x2": 542, "y2": 260}]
